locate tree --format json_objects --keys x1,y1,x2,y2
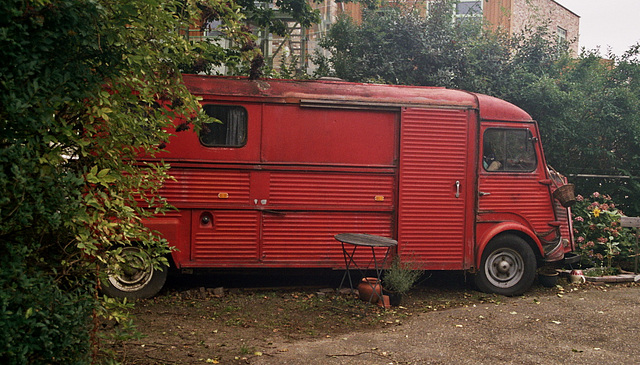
[
  {"x1": 0, "y1": 0, "x2": 254, "y2": 362},
  {"x1": 542, "y1": 47, "x2": 640, "y2": 214},
  {"x1": 315, "y1": 0, "x2": 512, "y2": 90},
  {"x1": 236, "y1": 0, "x2": 321, "y2": 36},
  {"x1": 185, "y1": 0, "x2": 323, "y2": 77}
]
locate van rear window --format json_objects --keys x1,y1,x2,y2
[{"x1": 199, "y1": 105, "x2": 247, "y2": 147}]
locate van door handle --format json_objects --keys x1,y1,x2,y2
[
  {"x1": 455, "y1": 181, "x2": 460, "y2": 198},
  {"x1": 479, "y1": 191, "x2": 491, "y2": 196}
]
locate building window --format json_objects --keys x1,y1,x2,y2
[
  {"x1": 199, "y1": 105, "x2": 247, "y2": 147},
  {"x1": 455, "y1": 1, "x2": 483, "y2": 25},
  {"x1": 557, "y1": 26, "x2": 567, "y2": 44},
  {"x1": 456, "y1": 0, "x2": 483, "y2": 15},
  {"x1": 483, "y1": 128, "x2": 537, "y2": 172}
]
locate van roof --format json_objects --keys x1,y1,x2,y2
[{"x1": 183, "y1": 75, "x2": 533, "y2": 122}]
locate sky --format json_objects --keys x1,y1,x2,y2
[{"x1": 556, "y1": 0, "x2": 640, "y2": 56}]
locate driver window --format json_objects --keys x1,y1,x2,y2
[{"x1": 483, "y1": 129, "x2": 537, "y2": 172}]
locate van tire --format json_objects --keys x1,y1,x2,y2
[
  {"x1": 101, "y1": 247, "x2": 168, "y2": 299},
  {"x1": 475, "y1": 234, "x2": 536, "y2": 296}
]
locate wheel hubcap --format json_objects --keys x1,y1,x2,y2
[
  {"x1": 497, "y1": 259, "x2": 511, "y2": 274},
  {"x1": 107, "y1": 247, "x2": 154, "y2": 292},
  {"x1": 485, "y1": 248, "x2": 524, "y2": 289}
]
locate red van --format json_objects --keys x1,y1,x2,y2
[{"x1": 104, "y1": 75, "x2": 577, "y2": 298}]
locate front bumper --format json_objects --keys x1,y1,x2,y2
[
  {"x1": 543, "y1": 237, "x2": 565, "y2": 263},
  {"x1": 561, "y1": 252, "x2": 581, "y2": 265}
]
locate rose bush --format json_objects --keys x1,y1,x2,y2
[{"x1": 572, "y1": 192, "x2": 636, "y2": 270}]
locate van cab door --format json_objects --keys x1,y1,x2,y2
[{"x1": 476, "y1": 123, "x2": 557, "y2": 248}]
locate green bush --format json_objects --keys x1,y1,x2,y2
[
  {"x1": 572, "y1": 192, "x2": 635, "y2": 269},
  {"x1": 382, "y1": 257, "x2": 422, "y2": 294},
  {"x1": 0, "y1": 247, "x2": 94, "y2": 364}
]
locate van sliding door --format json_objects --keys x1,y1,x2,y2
[{"x1": 397, "y1": 107, "x2": 475, "y2": 270}]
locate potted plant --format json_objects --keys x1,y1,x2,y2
[
  {"x1": 537, "y1": 267, "x2": 559, "y2": 288},
  {"x1": 382, "y1": 257, "x2": 423, "y2": 306}
]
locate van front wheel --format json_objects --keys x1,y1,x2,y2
[
  {"x1": 101, "y1": 247, "x2": 168, "y2": 299},
  {"x1": 475, "y1": 235, "x2": 536, "y2": 296}
]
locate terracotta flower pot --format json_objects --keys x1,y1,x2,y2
[{"x1": 357, "y1": 277, "x2": 382, "y2": 303}]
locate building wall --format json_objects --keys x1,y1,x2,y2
[
  {"x1": 508, "y1": 0, "x2": 580, "y2": 53},
  {"x1": 437, "y1": 0, "x2": 580, "y2": 54},
  {"x1": 485, "y1": 0, "x2": 513, "y2": 33}
]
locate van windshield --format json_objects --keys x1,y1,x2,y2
[{"x1": 483, "y1": 128, "x2": 537, "y2": 172}]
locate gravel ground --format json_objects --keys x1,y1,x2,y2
[{"x1": 250, "y1": 284, "x2": 640, "y2": 365}]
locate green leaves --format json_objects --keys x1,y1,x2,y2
[
  {"x1": 317, "y1": 1, "x2": 516, "y2": 89},
  {"x1": 1, "y1": 0, "x2": 251, "y2": 362},
  {"x1": 236, "y1": 0, "x2": 320, "y2": 36},
  {"x1": 85, "y1": 166, "x2": 117, "y2": 187}
]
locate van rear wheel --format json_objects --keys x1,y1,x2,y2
[
  {"x1": 475, "y1": 235, "x2": 536, "y2": 296},
  {"x1": 101, "y1": 247, "x2": 168, "y2": 299}
]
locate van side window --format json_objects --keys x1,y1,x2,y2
[
  {"x1": 483, "y1": 129, "x2": 537, "y2": 172},
  {"x1": 199, "y1": 105, "x2": 247, "y2": 147}
]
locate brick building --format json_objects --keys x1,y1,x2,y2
[{"x1": 483, "y1": 0, "x2": 579, "y2": 53}]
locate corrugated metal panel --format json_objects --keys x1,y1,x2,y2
[
  {"x1": 478, "y1": 178, "x2": 556, "y2": 232},
  {"x1": 160, "y1": 169, "x2": 250, "y2": 206},
  {"x1": 261, "y1": 212, "x2": 393, "y2": 267},
  {"x1": 192, "y1": 210, "x2": 259, "y2": 262},
  {"x1": 269, "y1": 172, "x2": 394, "y2": 209},
  {"x1": 398, "y1": 108, "x2": 469, "y2": 267}
]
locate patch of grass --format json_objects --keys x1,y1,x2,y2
[
  {"x1": 238, "y1": 344, "x2": 255, "y2": 355},
  {"x1": 221, "y1": 305, "x2": 241, "y2": 313}
]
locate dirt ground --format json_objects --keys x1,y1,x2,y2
[{"x1": 106, "y1": 270, "x2": 640, "y2": 364}]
